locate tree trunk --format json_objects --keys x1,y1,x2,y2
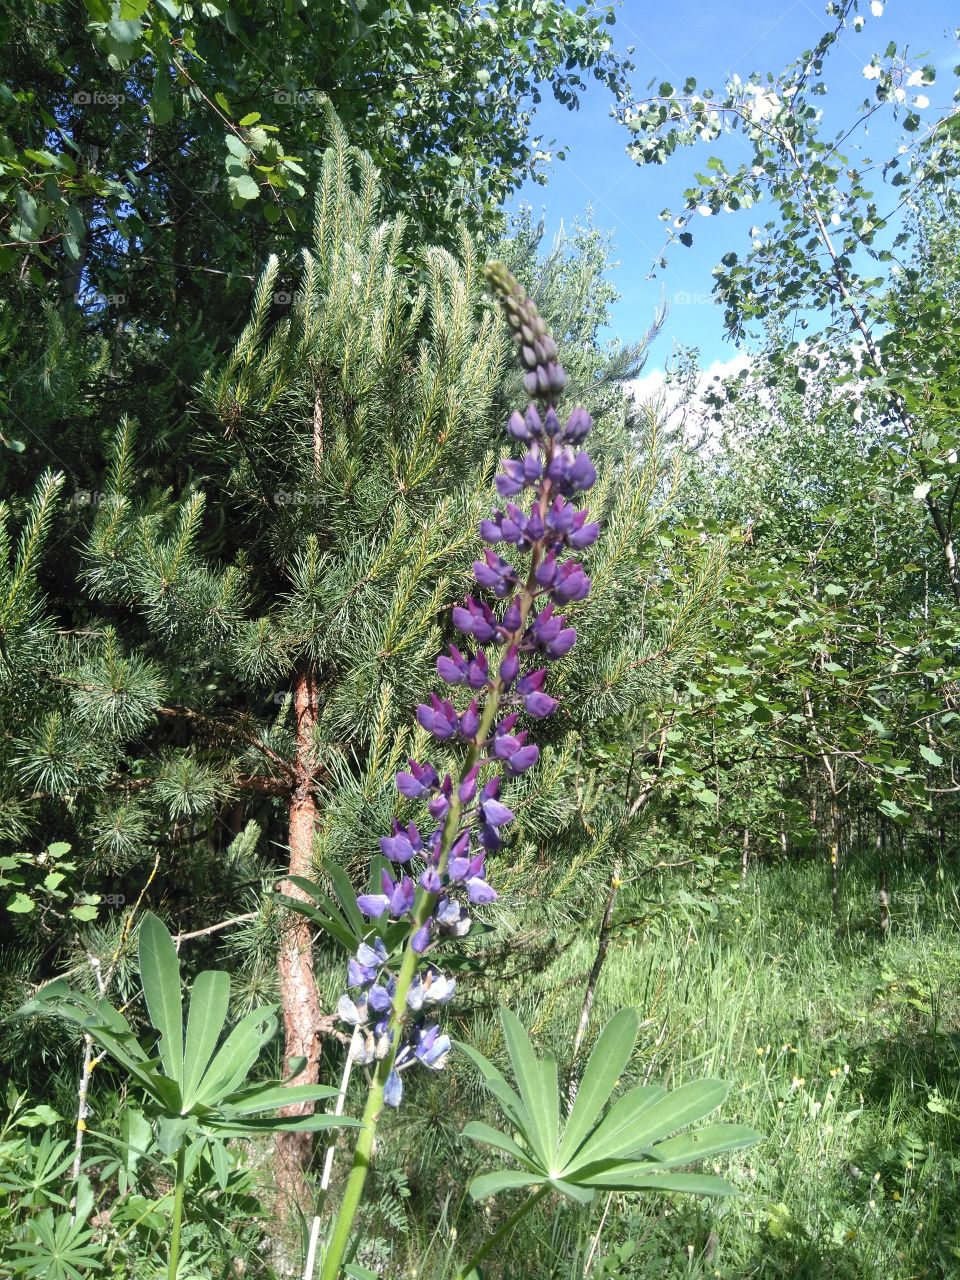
[
  {"x1": 741, "y1": 827, "x2": 750, "y2": 883},
  {"x1": 830, "y1": 793, "x2": 841, "y2": 917},
  {"x1": 275, "y1": 663, "x2": 323, "y2": 1212},
  {"x1": 571, "y1": 867, "x2": 621, "y2": 1065}
]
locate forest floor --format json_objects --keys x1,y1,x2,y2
[{"x1": 385, "y1": 852, "x2": 960, "y2": 1279}]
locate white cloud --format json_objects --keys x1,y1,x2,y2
[{"x1": 628, "y1": 355, "x2": 752, "y2": 447}]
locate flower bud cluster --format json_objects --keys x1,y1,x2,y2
[{"x1": 336, "y1": 264, "x2": 599, "y2": 1107}]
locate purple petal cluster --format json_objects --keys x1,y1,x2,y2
[{"x1": 335, "y1": 262, "x2": 600, "y2": 1106}]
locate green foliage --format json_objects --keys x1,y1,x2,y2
[
  {"x1": 460, "y1": 1007, "x2": 756, "y2": 1206},
  {"x1": 0, "y1": 840, "x2": 99, "y2": 921},
  {"x1": 21, "y1": 911, "x2": 349, "y2": 1137}
]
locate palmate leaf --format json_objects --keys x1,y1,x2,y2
[
  {"x1": 192, "y1": 1006, "x2": 278, "y2": 1107},
  {"x1": 556, "y1": 1006, "x2": 638, "y2": 1167},
  {"x1": 181, "y1": 970, "x2": 231, "y2": 1109},
  {"x1": 582, "y1": 1170, "x2": 738, "y2": 1196},
  {"x1": 19, "y1": 916, "x2": 359, "y2": 1157},
  {"x1": 456, "y1": 1038, "x2": 529, "y2": 1131},
  {"x1": 461, "y1": 1121, "x2": 539, "y2": 1170},
  {"x1": 564, "y1": 1079, "x2": 731, "y2": 1174},
  {"x1": 138, "y1": 911, "x2": 184, "y2": 1085},
  {"x1": 221, "y1": 1081, "x2": 340, "y2": 1115},
  {"x1": 463, "y1": 1006, "x2": 758, "y2": 1209},
  {"x1": 499, "y1": 1008, "x2": 554, "y2": 1166},
  {"x1": 278, "y1": 886, "x2": 358, "y2": 952}
]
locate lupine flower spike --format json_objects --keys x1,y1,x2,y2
[{"x1": 321, "y1": 265, "x2": 600, "y2": 1280}]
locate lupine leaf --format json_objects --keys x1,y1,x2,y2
[
  {"x1": 548, "y1": 1176, "x2": 596, "y2": 1204},
  {"x1": 222, "y1": 1081, "x2": 340, "y2": 1115},
  {"x1": 556, "y1": 1006, "x2": 638, "y2": 1168},
  {"x1": 327, "y1": 862, "x2": 367, "y2": 937},
  {"x1": 138, "y1": 912, "x2": 184, "y2": 1085},
  {"x1": 193, "y1": 1006, "x2": 278, "y2": 1106},
  {"x1": 456, "y1": 1039, "x2": 528, "y2": 1130},
  {"x1": 468, "y1": 1169, "x2": 545, "y2": 1201},
  {"x1": 181, "y1": 970, "x2": 230, "y2": 1108},
  {"x1": 565, "y1": 1079, "x2": 729, "y2": 1174},
  {"x1": 462, "y1": 1121, "x2": 539, "y2": 1170},
  {"x1": 500, "y1": 1007, "x2": 553, "y2": 1165},
  {"x1": 634, "y1": 1123, "x2": 760, "y2": 1168},
  {"x1": 539, "y1": 1051, "x2": 560, "y2": 1164},
  {"x1": 210, "y1": 1113, "x2": 361, "y2": 1134},
  {"x1": 278, "y1": 887, "x2": 357, "y2": 952},
  {"x1": 579, "y1": 1170, "x2": 738, "y2": 1196}
]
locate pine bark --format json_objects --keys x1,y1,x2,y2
[{"x1": 275, "y1": 663, "x2": 324, "y2": 1210}]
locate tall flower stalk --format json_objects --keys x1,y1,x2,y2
[{"x1": 319, "y1": 263, "x2": 600, "y2": 1280}]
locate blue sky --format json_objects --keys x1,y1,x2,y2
[{"x1": 511, "y1": 0, "x2": 959, "y2": 373}]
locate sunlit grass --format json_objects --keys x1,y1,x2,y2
[{"x1": 360, "y1": 851, "x2": 960, "y2": 1278}]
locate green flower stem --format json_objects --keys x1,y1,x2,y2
[
  {"x1": 168, "y1": 1142, "x2": 186, "y2": 1280},
  {"x1": 455, "y1": 1183, "x2": 551, "y2": 1279},
  {"x1": 320, "y1": 471, "x2": 555, "y2": 1280}
]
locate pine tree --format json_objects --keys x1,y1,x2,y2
[{"x1": 3, "y1": 122, "x2": 725, "y2": 1213}]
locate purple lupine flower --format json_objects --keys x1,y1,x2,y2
[
  {"x1": 452, "y1": 595, "x2": 499, "y2": 643},
  {"x1": 368, "y1": 983, "x2": 394, "y2": 1015},
  {"x1": 459, "y1": 700, "x2": 481, "y2": 741},
  {"x1": 458, "y1": 765, "x2": 479, "y2": 805},
  {"x1": 356, "y1": 892, "x2": 390, "y2": 919},
  {"x1": 416, "y1": 693, "x2": 459, "y2": 740},
  {"x1": 396, "y1": 759, "x2": 439, "y2": 799},
  {"x1": 411, "y1": 923, "x2": 432, "y2": 953},
  {"x1": 422, "y1": 967, "x2": 456, "y2": 1005},
  {"x1": 529, "y1": 603, "x2": 577, "y2": 659},
  {"x1": 551, "y1": 560, "x2": 591, "y2": 605},
  {"x1": 415, "y1": 1025, "x2": 452, "y2": 1070},
  {"x1": 338, "y1": 994, "x2": 366, "y2": 1025},
  {"x1": 499, "y1": 646, "x2": 520, "y2": 688},
  {"x1": 474, "y1": 549, "x2": 519, "y2": 597},
  {"x1": 437, "y1": 645, "x2": 470, "y2": 684},
  {"x1": 384, "y1": 1069, "x2": 403, "y2": 1107},
  {"x1": 563, "y1": 406, "x2": 593, "y2": 443},
  {"x1": 380, "y1": 820, "x2": 423, "y2": 864},
  {"x1": 548, "y1": 448, "x2": 597, "y2": 495},
  {"x1": 336, "y1": 262, "x2": 599, "y2": 1105},
  {"x1": 478, "y1": 776, "x2": 515, "y2": 827},
  {"x1": 516, "y1": 668, "x2": 559, "y2": 718}
]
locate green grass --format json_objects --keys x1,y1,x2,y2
[{"x1": 361, "y1": 852, "x2": 960, "y2": 1279}]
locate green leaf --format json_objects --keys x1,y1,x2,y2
[
  {"x1": 193, "y1": 1006, "x2": 278, "y2": 1107},
  {"x1": 626, "y1": 1122, "x2": 758, "y2": 1168},
  {"x1": 549, "y1": 1176, "x2": 596, "y2": 1205},
  {"x1": 919, "y1": 744, "x2": 943, "y2": 767},
  {"x1": 581, "y1": 1169, "x2": 738, "y2": 1196},
  {"x1": 156, "y1": 1116, "x2": 191, "y2": 1156},
  {"x1": 210, "y1": 1112, "x2": 360, "y2": 1134},
  {"x1": 151, "y1": 67, "x2": 173, "y2": 125},
  {"x1": 468, "y1": 1169, "x2": 545, "y2": 1201},
  {"x1": 499, "y1": 1008, "x2": 554, "y2": 1165},
  {"x1": 327, "y1": 862, "x2": 367, "y2": 938},
  {"x1": 8, "y1": 892, "x2": 35, "y2": 912},
  {"x1": 462, "y1": 1121, "x2": 539, "y2": 1169},
  {"x1": 456, "y1": 1039, "x2": 527, "y2": 1131},
  {"x1": 557, "y1": 1007, "x2": 638, "y2": 1168},
  {"x1": 233, "y1": 174, "x2": 260, "y2": 200},
  {"x1": 221, "y1": 1081, "x2": 339, "y2": 1115},
  {"x1": 139, "y1": 913, "x2": 184, "y2": 1085},
  {"x1": 181, "y1": 970, "x2": 230, "y2": 1109}
]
